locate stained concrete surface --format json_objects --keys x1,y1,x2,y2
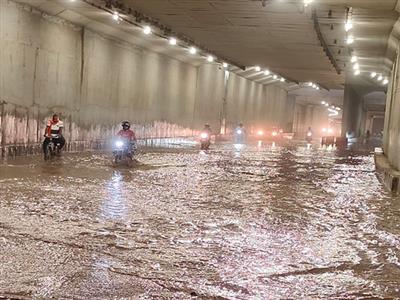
[{"x1": 0, "y1": 0, "x2": 293, "y2": 156}]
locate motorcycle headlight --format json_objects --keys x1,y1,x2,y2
[
  {"x1": 307, "y1": 132, "x2": 312, "y2": 137},
  {"x1": 272, "y1": 131, "x2": 278, "y2": 137},
  {"x1": 236, "y1": 130, "x2": 242, "y2": 135},
  {"x1": 115, "y1": 141, "x2": 124, "y2": 148},
  {"x1": 200, "y1": 133, "x2": 209, "y2": 139}
]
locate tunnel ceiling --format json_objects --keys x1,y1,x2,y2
[
  {"x1": 113, "y1": 0, "x2": 399, "y2": 90},
  {"x1": 12, "y1": 0, "x2": 399, "y2": 92}
]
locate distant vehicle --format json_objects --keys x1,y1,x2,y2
[
  {"x1": 200, "y1": 132, "x2": 211, "y2": 150},
  {"x1": 234, "y1": 126, "x2": 246, "y2": 144},
  {"x1": 306, "y1": 131, "x2": 313, "y2": 143}
]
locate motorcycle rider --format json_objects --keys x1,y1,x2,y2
[
  {"x1": 234, "y1": 123, "x2": 246, "y2": 143},
  {"x1": 43, "y1": 114, "x2": 65, "y2": 155},
  {"x1": 116, "y1": 121, "x2": 136, "y2": 155},
  {"x1": 200, "y1": 123, "x2": 212, "y2": 150},
  {"x1": 306, "y1": 126, "x2": 313, "y2": 142},
  {"x1": 203, "y1": 123, "x2": 212, "y2": 136}
]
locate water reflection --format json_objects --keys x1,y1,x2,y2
[
  {"x1": 102, "y1": 170, "x2": 127, "y2": 220},
  {"x1": 0, "y1": 143, "x2": 399, "y2": 298}
]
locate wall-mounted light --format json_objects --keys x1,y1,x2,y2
[
  {"x1": 143, "y1": 26, "x2": 152, "y2": 35},
  {"x1": 189, "y1": 47, "x2": 197, "y2": 54},
  {"x1": 169, "y1": 37, "x2": 177, "y2": 45},
  {"x1": 255, "y1": 66, "x2": 261, "y2": 72},
  {"x1": 371, "y1": 72, "x2": 377, "y2": 78},
  {"x1": 112, "y1": 11, "x2": 120, "y2": 21},
  {"x1": 207, "y1": 55, "x2": 214, "y2": 62}
]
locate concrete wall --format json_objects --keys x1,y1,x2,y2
[
  {"x1": 0, "y1": 0, "x2": 294, "y2": 155},
  {"x1": 383, "y1": 47, "x2": 400, "y2": 170}
]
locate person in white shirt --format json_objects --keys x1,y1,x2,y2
[{"x1": 43, "y1": 114, "x2": 65, "y2": 154}]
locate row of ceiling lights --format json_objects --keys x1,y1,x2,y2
[
  {"x1": 307, "y1": 82, "x2": 320, "y2": 90},
  {"x1": 109, "y1": 11, "x2": 229, "y2": 68},
  {"x1": 321, "y1": 101, "x2": 341, "y2": 112},
  {"x1": 345, "y1": 9, "x2": 389, "y2": 86},
  {"x1": 253, "y1": 66, "x2": 286, "y2": 82},
  {"x1": 111, "y1": 9, "x2": 291, "y2": 85}
]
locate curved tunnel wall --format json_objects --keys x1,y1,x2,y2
[{"x1": 0, "y1": 0, "x2": 294, "y2": 153}]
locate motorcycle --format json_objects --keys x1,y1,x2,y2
[
  {"x1": 200, "y1": 132, "x2": 211, "y2": 150},
  {"x1": 234, "y1": 128, "x2": 245, "y2": 144},
  {"x1": 44, "y1": 135, "x2": 62, "y2": 160},
  {"x1": 113, "y1": 138, "x2": 136, "y2": 166}
]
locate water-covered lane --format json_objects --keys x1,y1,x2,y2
[{"x1": 1, "y1": 143, "x2": 400, "y2": 299}]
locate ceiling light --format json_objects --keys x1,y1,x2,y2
[
  {"x1": 169, "y1": 37, "x2": 177, "y2": 45},
  {"x1": 325, "y1": 103, "x2": 329, "y2": 107},
  {"x1": 354, "y1": 69, "x2": 360, "y2": 75},
  {"x1": 112, "y1": 11, "x2": 120, "y2": 21},
  {"x1": 321, "y1": 101, "x2": 326, "y2": 105},
  {"x1": 273, "y1": 75, "x2": 278, "y2": 79},
  {"x1": 304, "y1": 0, "x2": 313, "y2": 7},
  {"x1": 353, "y1": 63, "x2": 359, "y2": 70},
  {"x1": 346, "y1": 35, "x2": 354, "y2": 44},
  {"x1": 207, "y1": 55, "x2": 214, "y2": 62},
  {"x1": 143, "y1": 26, "x2": 152, "y2": 35},
  {"x1": 316, "y1": 87, "x2": 320, "y2": 90},
  {"x1": 255, "y1": 66, "x2": 261, "y2": 72},
  {"x1": 371, "y1": 72, "x2": 377, "y2": 78},
  {"x1": 223, "y1": 62, "x2": 228, "y2": 68},
  {"x1": 345, "y1": 21, "x2": 353, "y2": 32},
  {"x1": 383, "y1": 79, "x2": 389, "y2": 85},
  {"x1": 189, "y1": 47, "x2": 197, "y2": 54},
  {"x1": 377, "y1": 75, "x2": 383, "y2": 81},
  {"x1": 280, "y1": 77, "x2": 285, "y2": 82},
  {"x1": 351, "y1": 56, "x2": 357, "y2": 63},
  {"x1": 308, "y1": 82, "x2": 313, "y2": 87},
  {"x1": 264, "y1": 70, "x2": 270, "y2": 75}
]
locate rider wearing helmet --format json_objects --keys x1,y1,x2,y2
[
  {"x1": 117, "y1": 121, "x2": 136, "y2": 142},
  {"x1": 203, "y1": 123, "x2": 212, "y2": 135}
]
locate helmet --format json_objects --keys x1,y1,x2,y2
[
  {"x1": 239, "y1": 123, "x2": 243, "y2": 127},
  {"x1": 205, "y1": 123, "x2": 210, "y2": 128},
  {"x1": 121, "y1": 121, "x2": 131, "y2": 130}
]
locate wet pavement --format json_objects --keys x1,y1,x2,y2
[{"x1": 1, "y1": 142, "x2": 400, "y2": 299}]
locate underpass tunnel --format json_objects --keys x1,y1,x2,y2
[{"x1": 2, "y1": 1, "x2": 400, "y2": 298}]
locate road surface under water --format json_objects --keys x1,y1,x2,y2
[{"x1": 0, "y1": 142, "x2": 399, "y2": 299}]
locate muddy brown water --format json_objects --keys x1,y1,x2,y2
[{"x1": 1, "y1": 143, "x2": 399, "y2": 299}]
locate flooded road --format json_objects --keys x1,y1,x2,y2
[{"x1": 1, "y1": 143, "x2": 400, "y2": 299}]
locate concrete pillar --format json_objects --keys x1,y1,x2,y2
[{"x1": 342, "y1": 83, "x2": 364, "y2": 138}]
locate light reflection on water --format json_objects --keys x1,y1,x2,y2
[{"x1": 0, "y1": 143, "x2": 399, "y2": 299}]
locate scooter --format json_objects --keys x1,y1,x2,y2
[
  {"x1": 200, "y1": 132, "x2": 211, "y2": 150},
  {"x1": 113, "y1": 139, "x2": 136, "y2": 166},
  {"x1": 44, "y1": 135, "x2": 62, "y2": 160}
]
